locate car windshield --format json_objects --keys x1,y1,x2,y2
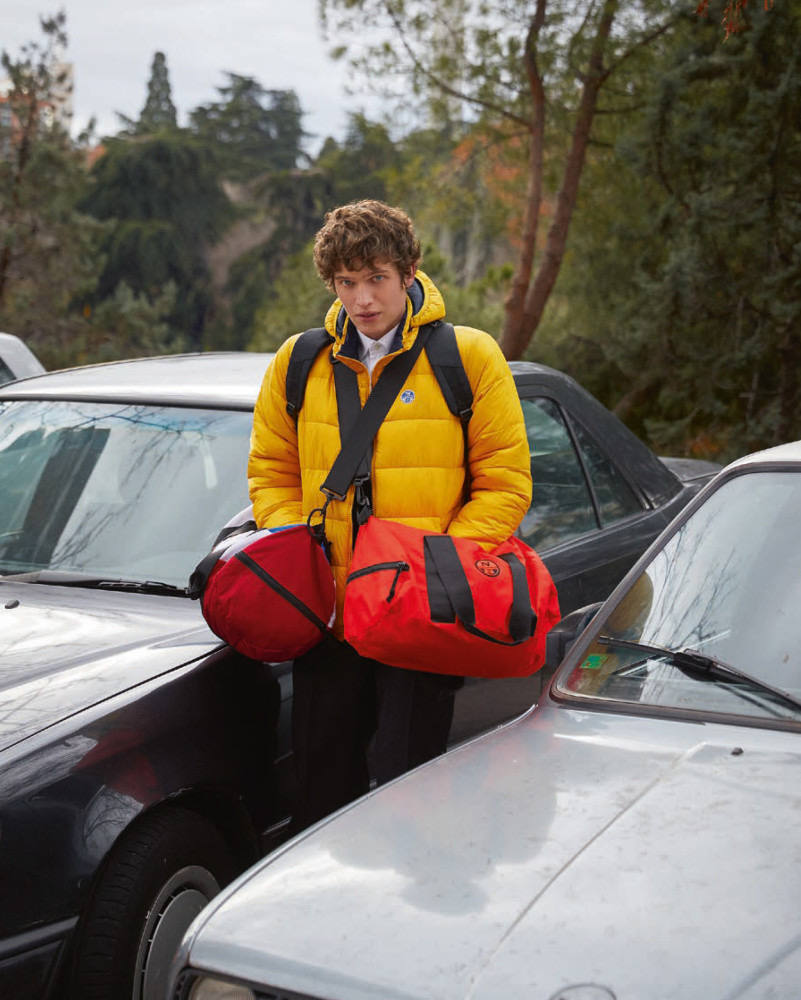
[
  {"x1": 0, "y1": 400, "x2": 252, "y2": 589},
  {"x1": 558, "y1": 468, "x2": 801, "y2": 723}
]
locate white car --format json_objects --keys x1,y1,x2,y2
[
  {"x1": 168, "y1": 440, "x2": 801, "y2": 1000},
  {"x1": 0, "y1": 332, "x2": 45, "y2": 384}
]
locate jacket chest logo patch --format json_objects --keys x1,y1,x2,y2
[{"x1": 400, "y1": 390, "x2": 415, "y2": 404}]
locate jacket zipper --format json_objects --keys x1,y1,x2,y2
[{"x1": 347, "y1": 561, "x2": 410, "y2": 602}]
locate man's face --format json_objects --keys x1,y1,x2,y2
[{"x1": 333, "y1": 259, "x2": 415, "y2": 340}]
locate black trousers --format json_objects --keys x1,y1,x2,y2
[{"x1": 290, "y1": 635, "x2": 460, "y2": 831}]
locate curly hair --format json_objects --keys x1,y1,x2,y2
[{"x1": 312, "y1": 200, "x2": 422, "y2": 289}]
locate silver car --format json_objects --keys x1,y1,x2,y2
[
  {"x1": 0, "y1": 332, "x2": 44, "y2": 385},
  {"x1": 168, "y1": 440, "x2": 801, "y2": 1000}
]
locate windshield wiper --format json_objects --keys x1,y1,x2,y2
[
  {"x1": 0, "y1": 570, "x2": 186, "y2": 596},
  {"x1": 94, "y1": 579, "x2": 186, "y2": 596},
  {"x1": 598, "y1": 635, "x2": 801, "y2": 716}
]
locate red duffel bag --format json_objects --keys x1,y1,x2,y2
[
  {"x1": 188, "y1": 523, "x2": 335, "y2": 662},
  {"x1": 343, "y1": 517, "x2": 560, "y2": 678}
]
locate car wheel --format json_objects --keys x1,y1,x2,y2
[{"x1": 68, "y1": 805, "x2": 236, "y2": 1000}]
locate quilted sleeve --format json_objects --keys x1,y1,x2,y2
[
  {"x1": 248, "y1": 335, "x2": 305, "y2": 528},
  {"x1": 446, "y1": 328, "x2": 532, "y2": 548}
]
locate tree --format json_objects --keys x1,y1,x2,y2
[
  {"x1": 623, "y1": 0, "x2": 801, "y2": 455},
  {"x1": 0, "y1": 10, "x2": 104, "y2": 367},
  {"x1": 320, "y1": 0, "x2": 682, "y2": 359},
  {"x1": 544, "y1": 0, "x2": 800, "y2": 458},
  {"x1": 696, "y1": 0, "x2": 775, "y2": 39},
  {"x1": 189, "y1": 74, "x2": 306, "y2": 179},
  {"x1": 81, "y1": 132, "x2": 232, "y2": 345},
  {"x1": 137, "y1": 51, "x2": 177, "y2": 133},
  {"x1": 116, "y1": 51, "x2": 177, "y2": 136}
]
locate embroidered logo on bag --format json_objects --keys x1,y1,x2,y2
[
  {"x1": 401, "y1": 390, "x2": 415, "y2": 403},
  {"x1": 475, "y1": 557, "x2": 501, "y2": 578}
]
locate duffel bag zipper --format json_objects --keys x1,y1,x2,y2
[{"x1": 347, "y1": 561, "x2": 410, "y2": 602}]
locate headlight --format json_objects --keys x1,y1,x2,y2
[{"x1": 188, "y1": 976, "x2": 257, "y2": 1000}]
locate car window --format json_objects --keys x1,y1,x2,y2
[
  {"x1": 571, "y1": 420, "x2": 642, "y2": 525},
  {"x1": 559, "y1": 469, "x2": 801, "y2": 722},
  {"x1": 0, "y1": 359, "x2": 14, "y2": 386},
  {"x1": 0, "y1": 400, "x2": 252, "y2": 588},
  {"x1": 518, "y1": 397, "x2": 597, "y2": 550}
]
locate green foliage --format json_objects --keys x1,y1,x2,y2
[
  {"x1": 189, "y1": 75, "x2": 306, "y2": 180},
  {"x1": 83, "y1": 282, "x2": 184, "y2": 361},
  {"x1": 314, "y1": 114, "x2": 402, "y2": 203},
  {"x1": 249, "y1": 242, "x2": 332, "y2": 351},
  {"x1": 0, "y1": 10, "x2": 106, "y2": 366},
  {"x1": 117, "y1": 51, "x2": 178, "y2": 136},
  {"x1": 82, "y1": 133, "x2": 229, "y2": 239},
  {"x1": 137, "y1": 51, "x2": 177, "y2": 134},
  {"x1": 81, "y1": 132, "x2": 233, "y2": 344},
  {"x1": 436, "y1": 264, "x2": 512, "y2": 340},
  {"x1": 540, "y1": 0, "x2": 801, "y2": 459}
]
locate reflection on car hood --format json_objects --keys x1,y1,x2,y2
[
  {"x1": 185, "y1": 706, "x2": 801, "y2": 1000},
  {"x1": 0, "y1": 581, "x2": 219, "y2": 752}
]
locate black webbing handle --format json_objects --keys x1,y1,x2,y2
[{"x1": 423, "y1": 534, "x2": 537, "y2": 646}]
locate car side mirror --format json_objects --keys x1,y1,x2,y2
[{"x1": 545, "y1": 603, "x2": 603, "y2": 672}]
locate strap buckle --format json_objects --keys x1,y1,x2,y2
[{"x1": 307, "y1": 498, "x2": 333, "y2": 561}]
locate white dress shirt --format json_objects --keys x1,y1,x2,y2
[{"x1": 356, "y1": 326, "x2": 396, "y2": 377}]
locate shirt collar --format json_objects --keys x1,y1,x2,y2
[{"x1": 355, "y1": 325, "x2": 397, "y2": 361}]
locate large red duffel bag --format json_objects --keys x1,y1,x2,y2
[
  {"x1": 343, "y1": 517, "x2": 560, "y2": 678},
  {"x1": 188, "y1": 522, "x2": 335, "y2": 662}
]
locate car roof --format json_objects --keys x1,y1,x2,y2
[
  {"x1": 0, "y1": 352, "x2": 570, "y2": 411},
  {"x1": 0, "y1": 352, "x2": 273, "y2": 409},
  {"x1": 727, "y1": 439, "x2": 801, "y2": 469}
]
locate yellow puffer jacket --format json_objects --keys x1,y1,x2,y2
[{"x1": 248, "y1": 270, "x2": 532, "y2": 635}]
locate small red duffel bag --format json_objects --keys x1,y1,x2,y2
[
  {"x1": 343, "y1": 517, "x2": 560, "y2": 678},
  {"x1": 188, "y1": 523, "x2": 335, "y2": 662}
]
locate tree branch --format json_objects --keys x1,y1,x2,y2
[{"x1": 381, "y1": 0, "x2": 532, "y2": 129}]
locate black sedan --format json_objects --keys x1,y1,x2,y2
[{"x1": 0, "y1": 352, "x2": 718, "y2": 1000}]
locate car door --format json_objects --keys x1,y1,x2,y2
[
  {"x1": 450, "y1": 387, "x2": 668, "y2": 744},
  {"x1": 517, "y1": 393, "x2": 666, "y2": 611}
]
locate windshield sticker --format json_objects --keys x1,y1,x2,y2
[{"x1": 581, "y1": 653, "x2": 609, "y2": 670}]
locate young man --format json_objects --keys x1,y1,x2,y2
[{"x1": 248, "y1": 200, "x2": 531, "y2": 830}]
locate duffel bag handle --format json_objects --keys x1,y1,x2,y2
[{"x1": 423, "y1": 535, "x2": 537, "y2": 646}]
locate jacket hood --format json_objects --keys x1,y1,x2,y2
[{"x1": 324, "y1": 269, "x2": 446, "y2": 352}]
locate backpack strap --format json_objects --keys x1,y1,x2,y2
[
  {"x1": 424, "y1": 321, "x2": 473, "y2": 429},
  {"x1": 284, "y1": 322, "x2": 473, "y2": 430},
  {"x1": 285, "y1": 327, "x2": 334, "y2": 423},
  {"x1": 322, "y1": 325, "x2": 433, "y2": 503}
]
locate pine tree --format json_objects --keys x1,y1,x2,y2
[
  {"x1": 137, "y1": 51, "x2": 177, "y2": 133},
  {"x1": 81, "y1": 133, "x2": 232, "y2": 346},
  {"x1": 189, "y1": 74, "x2": 306, "y2": 179}
]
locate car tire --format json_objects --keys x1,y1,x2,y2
[{"x1": 68, "y1": 805, "x2": 236, "y2": 1000}]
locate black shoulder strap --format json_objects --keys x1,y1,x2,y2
[
  {"x1": 285, "y1": 322, "x2": 473, "y2": 429},
  {"x1": 321, "y1": 325, "x2": 433, "y2": 502},
  {"x1": 424, "y1": 322, "x2": 473, "y2": 427},
  {"x1": 285, "y1": 327, "x2": 334, "y2": 423}
]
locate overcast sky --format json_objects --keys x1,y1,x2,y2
[{"x1": 1, "y1": 1, "x2": 384, "y2": 153}]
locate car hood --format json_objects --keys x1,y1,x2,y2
[
  {"x1": 0, "y1": 581, "x2": 219, "y2": 752},
  {"x1": 183, "y1": 705, "x2": 801, "y2": 1000}
]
